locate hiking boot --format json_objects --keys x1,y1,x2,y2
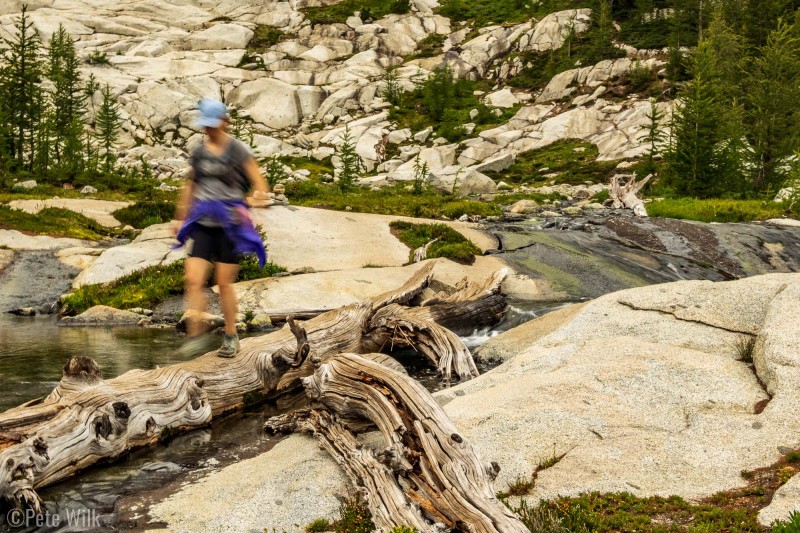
[
  {"x1": 176, "y1": 333, "x2": 213, "y2": 358},
  {"x1": 217, "y1": 333, "x2": 239, "y2": 358}
]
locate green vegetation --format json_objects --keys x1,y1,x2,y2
[
  {"x1": 288, "y1": 180, "x2": 501, "y2": 219},
  {"x1": 773, "y1": 512, "x2": 800, "y2": 533},
  {"x1": 0, "y1": 205, "x2": 114, "y2": 240},
  {"x1": 62, "y1": 257, "x2": 285, "y2": 315},
  {"x1": 663, "y1": 5, "x2": 800, "y2": 197},
  {"x1": 330, "y1": 496, "x2": 374, "y2": 533},
  {"x1": 61, "y1": 261, "x2": 186, "y2": 314},
  {"x1": 486, "y1": 139, "x2": 620, "y2": 186},
  {"x1": 406, "y1": 33, "x2": 446, "y2": 60},
  {"x1": 248, "y1": 25, "x2": 285, "y2": 53},
  {"x1": 647, "y1": 198, "x2": 794, "y2": 223},
  {"x1": 389, "y1": 221, "x2": 481, "y2": 264},
  {"x1": 336, "y1": 125, "x2": 362, "y2": 192},
  {"x1": 508, "y1": 2, "x2": 626, "y2": 92},
  {"x1": 0, "y1": 10, "x2": 141, "y2": 197},
  {"x1": 113, "y1": 201, "x2": 176, "y2": 229},
  {"x1": 389, "y1": 65, "x2": 519, "y2": 143},
  {"x1": 437, "y1": 0, "x2": 579, "y2": 27},
  {"x1": 279, "y1": 156, "x2": 334, "y2": 181},
  {"x1": 304, "y1": 518, "x2": 331, "y2": 532},
  {"x1": 302, "y1": 0, "x2": 410, "y2": 25}
]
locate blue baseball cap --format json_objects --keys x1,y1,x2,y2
[{"x1": 195, "y1": 98, "x2": 228, "y2": 129}]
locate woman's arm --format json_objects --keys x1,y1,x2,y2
[
  {"x1": 244, "y1": 156, "x2": 272, "y2": 206},
  {"x1": 173, "y1": 171, "x2": 195, "y2": 234}
]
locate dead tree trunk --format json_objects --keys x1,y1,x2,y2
[
  {"x1": 610, "y1": 173, "x2": 652, "y2": 217},
  {"x1": 0, "y1": 264, "x2": 507, "y2": 511},
  {"x1": 267, "y1": 353, "x2": 527, "y2": 532}
]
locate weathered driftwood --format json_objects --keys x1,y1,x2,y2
[
  {"x1": 266, "y1": 353, "x2": 527, "y2": 532},
  {"x1": 610, "y1": 173, "x2": 652, "y2": 217},
  {"x1": 0, "y1": 263, "x2": 507, "y2": 510}
]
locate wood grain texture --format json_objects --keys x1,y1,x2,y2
[
  {"x1": 267, "y1": 353, "x2": 527, "y2": 532},
  {"x1": 0, "y1": 263, "x2": 508, "y2": 511}
]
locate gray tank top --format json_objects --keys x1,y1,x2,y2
[{"x1": 189, "y1": 137, "x2": 252, "y2": 227}]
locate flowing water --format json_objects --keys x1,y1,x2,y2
[{"x1": 0, "y1": 251, "x2": 569, "y2": 532}]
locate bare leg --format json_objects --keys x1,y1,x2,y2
[
  {"x1": 184, "y1": 257, "x2": 212, "y2": 337},
  {"x1": 215, "y1": 262, "x2": 240, "y2": 335}
]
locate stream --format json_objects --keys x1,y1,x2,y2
[{"x1": 0, "y1": 251, "x2": 564, "y2": 532}]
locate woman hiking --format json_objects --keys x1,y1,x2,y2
[{"x1": 173, "y1": 98, "x2": 271, "y2": 358}]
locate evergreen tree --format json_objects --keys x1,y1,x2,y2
[
  {"x1": 745, "y1": 19, "x2": 800, "y2": 191},
  {"x1": 590, "y1": 0, "x2": 616, "y2": 62},
  {"x1": 336, "y1": 125, "x2": 362, "y2": 192},
  {"x1": 95, "y1": 83, "x2": 122, "y2": 173},
  {"x1": 48, "y1": 24, "x2": 85, "y2": 178},
  {"x1": 0, "y1": 5, "x2": 46, "y2": 171},
  {"x1": 421, "y1": 65, "x2": 456, "y2": 122},
  {"x1": 666, "y1": 40, "x2": 729, "y2": 196}
]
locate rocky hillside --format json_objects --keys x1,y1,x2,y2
[{"x1": 0, "y1": 0, "x2": 669, "y2": 195}]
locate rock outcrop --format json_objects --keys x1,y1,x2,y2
[{"x1": 146, "y1": 273, "x2": 800, "y2": 531}]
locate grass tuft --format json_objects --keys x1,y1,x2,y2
[
  {"x1": 647, "y1": 198, "x2": 793, "y2": 223},
  {"x1": 734, "y1": 336, "x2": 757, "y2": 364}
]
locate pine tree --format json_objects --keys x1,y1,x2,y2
[
  {"x1": 95, "y1": 83, "x2": 122, "y2": 173},
  {"x1": 639, "y1": 99, "x2": 666, "y2": 177},
  {"x1": 421, "y1": 64, "x2": 456, "y2": 122},
  {"x1": 0, "y1": 5, "x2": 46, "y2": 171},
  {"x1": 336, "y1": 125, "x2": 362, "y2": 192},
  {"x1": 666, "y1": 40, "x2": 728, "y2": 197},
  {"x1": 745, "y1": 19, "x2": 800, "y2": 191},
  {"x1": 48, "y1": 24, "x2": 85, "y2": 179},
  {"x1": 589, "y1": 0, "x2": 616, "y2": 62}
]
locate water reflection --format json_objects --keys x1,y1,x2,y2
[{"x1": 0, "y1": 315, "x2": 187, "y2": 411}]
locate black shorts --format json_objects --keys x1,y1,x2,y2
[{"x1": 188, "y1": 225, "x2": 241, "y2": 264}]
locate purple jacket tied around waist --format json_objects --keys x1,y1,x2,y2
[{"x1": 174, "y1": 199, "x2": 267, "y2": 267}]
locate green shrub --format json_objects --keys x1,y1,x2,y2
[
  {"x1": 114, "y1": 201, "x2": 176, "y2": 229},
  {"x1": 303, "y1": 0, "x2": 410, "y2": 25},
  {"x1": 389, "y1": 220, "x2": 481, "y2": 264},
  {"x1": 333, "y1": 496, "x2": 374, "y2": 533},
  {"x1": 407, "y1": 33, "x2": 446, "y2": 59},
  {"x1": 248, "y1": 25, "x2": 285, "y2": 53},
  {"x1": 437, "y1": 0, "x2": 572, "y2": 27}
]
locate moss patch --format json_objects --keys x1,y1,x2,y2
[
  {"x1": 0, "y1": 205, "x2": 115, "y2": 240},
  {"x1": 389, "y1": 220, "x2": 481, "y2": 264},
  {"x1": 487, "y1": 140, "x2": 620, "y2": 186}
]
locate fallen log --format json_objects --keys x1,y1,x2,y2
[
  {"x1": 266, "y1": 353, "x2": 527, "y2": 532},
  {"x1": 0, "y1": 263, "x2": 507, "y2": 510},
  {"x1": 610, "y1": 173, "x2": 652, "y2": 217}
]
